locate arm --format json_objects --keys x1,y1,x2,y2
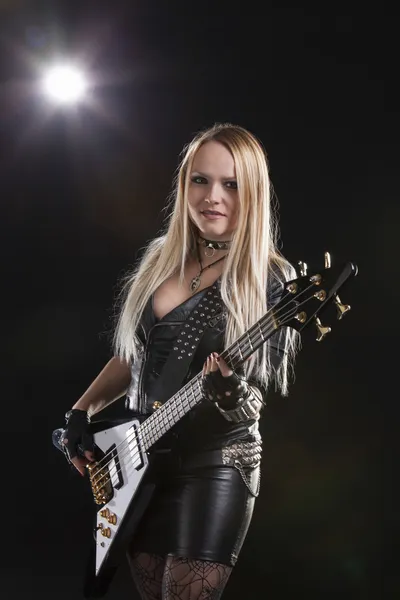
[
  {"x1": 58, "y1": 356, "x2": 132, "y2": 475},
  {"x1": 202, "y1": 339, "x2": 286, "y2": 423},
  {"x1": 202, "y1": 353, "x2": 266, "y2": 423},
  {"x1": 72, "y1": 356, "x2": 132, "y2": 417}
]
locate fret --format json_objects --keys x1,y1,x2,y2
[
  {"x1": 247, "y1": 331, "x2": 254, "y2": 353},
  {"x1": 192, "y1": 379, "x2": 202, "y2": 403},
  {"x1": 223, "y1": 348, "x2": 233, "y2": 364},
  {"x1": 142, "y1": 432, "x2": 151, "y2": 452},
  {"x1": 192, "y1": 381, "x2": 198, "y2": 403},
  {"x1": 185, "y1": 387, "x2": 194, "y2": 408},
  {"x1": 167, "y1": 406, "x2": 174, "y2": 426},
  {"x1": 176, "y1": 394, "x2": 185, "y2": 418},
  {"x1": 195, "y1": 378, "x2": 202, "y2": 401}
]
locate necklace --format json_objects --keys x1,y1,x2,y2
[
  {"x1": 198, "y1": 236, "x2": 232, "y2": 257},
  {"x1": 189, "y1": 246, "x2": 227, "y2": 294}
]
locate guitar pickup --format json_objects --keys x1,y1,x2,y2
[
  {"x1": 126, "y1": 424, "x2": 146, "y2": 472},
  {"x1": 106, "y1": 444, "x2": 124, "y2": 491}
]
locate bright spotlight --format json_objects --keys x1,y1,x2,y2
[{"x1": 42, "y1": 65, "x2": 87, "y2": 104}]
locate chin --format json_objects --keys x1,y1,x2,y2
[
  {"x1": 192, "y1": 215, "x2": 234, "y2": 240},
  {"x1": 201, "y1": 227, "x2": 232, "y2": 240},
  {"x1": 201, "y1": 222, "x2": 227, "y2": 232}
]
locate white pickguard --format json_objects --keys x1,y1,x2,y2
[{"x1": 92, "y1": 419, "x2": 149, "y2": 574}]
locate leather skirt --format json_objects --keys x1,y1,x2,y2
[{"x1": 128, "y1": 446, "x2": 261, "y2": 567}]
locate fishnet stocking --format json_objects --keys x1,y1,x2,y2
[
  {"x1": 128, "y1": 551, "x2": 165, "y2": 600},
  {"x1": 163, "y1": 556, "x2": 232, "y2": 600}
]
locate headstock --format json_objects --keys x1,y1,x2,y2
[{"x1": 274, "y1": 252, "x2": 358, "y2": 341}]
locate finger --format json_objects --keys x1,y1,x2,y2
[
  {"x1": 215, "y1": 355, "x2": 234, "y2": 378},
  {"x1": 62, "y1": 438, "x2": 78, "y2": 461},
  {"x1": 202, "y1": 356, "x2": 208, "y2": 375},
  {"x1": 82, "y1": 433, "x2": 94, "y2": 454},
  {"x1": 209, "y1": 353, "x2": 218, "y2": 373},
  {"x1": 70, "y1": 456, "x2": 88, "y2": 476},
  {"x1": 205, "y1": 355, "x2": 211, "y2": 376},
  {"x1": 202, "y1": 357, "x2": 208, "y2": 376},
  {"x1": 84, "y1": 450, "x2": 95, "y2": 462}
]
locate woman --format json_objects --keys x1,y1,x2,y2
[{"x1": 61, "y1": 123, "x2": 299, "y2": 599}]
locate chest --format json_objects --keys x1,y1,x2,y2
[{"x1": 153, "y1": 267, "x2": 221, "y2": 320}]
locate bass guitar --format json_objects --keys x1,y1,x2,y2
[{"x1": 53, "y1": 252, "x2": 358, "y2": 597}]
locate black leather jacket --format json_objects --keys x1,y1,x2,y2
[{"x1": 125, "y1": 279, "x2": 286, "y2": 453}]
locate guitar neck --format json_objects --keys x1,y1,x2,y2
[{"x1": 138, "y1": 306, "x2": 282, "y2": 451}]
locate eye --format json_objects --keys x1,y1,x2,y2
[
  {"x1": 191, "y1": 175, "x2": 207, "y2": 184},
  {"x1": 225, "y1": 181, "x2": 238, "y2": 190}
]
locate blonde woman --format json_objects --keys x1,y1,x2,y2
[{"x1": 60, "y1": 123, "x2": 299, "y2": 599}]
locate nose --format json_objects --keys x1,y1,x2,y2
[{"x1": 205, "y1": 182, "x2": 221, "y2": 205}]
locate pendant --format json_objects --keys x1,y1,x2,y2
[
  {"x1": 204, "y1": 244, "x2": 215, "y2": 258},
  {"x1": 190, "y1": 275, "x2": 201, "y2": 294}
]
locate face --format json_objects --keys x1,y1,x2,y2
[{"x1": 187, "y1": 140, "x2": 239, "y2": 241}]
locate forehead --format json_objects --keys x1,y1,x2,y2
[{"x1": 192, "y1": 141, "x2": 236, "y2": 176}]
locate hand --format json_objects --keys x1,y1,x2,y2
[
  {"x1": 61, "y1": 409, "x2": 95, "y2": 476},
  {"x1": 201, "y1": 352, "x2": 248, "y2": 407}
]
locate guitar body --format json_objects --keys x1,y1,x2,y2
[{"x1": 54, "y1": 418, "x2": 155, "y2": 598}]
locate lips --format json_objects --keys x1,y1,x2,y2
[{"x1": 201, "y1": 210, "x2": 225, "y2": 216}]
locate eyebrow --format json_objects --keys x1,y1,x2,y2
[{"x1": 191, "y1": 170, "x2": 237, "y2": 180}]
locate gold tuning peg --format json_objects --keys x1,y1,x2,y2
[
  {"x1": 298, "y1": 261, "x2": 308, "y2": 276},
  {"x1": 315, "y1": 317, "x2": 331, "y2": 342},
  {"x1": 334, "y1": 295, "x2": 351, "y2": 320},
  {"x1": 324, "y1": 252, "x2": 331, "y2": 269}
]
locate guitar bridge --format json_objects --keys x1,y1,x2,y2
[{"x1": 87, "y1": 459, "x2": 115, "y2": 506}]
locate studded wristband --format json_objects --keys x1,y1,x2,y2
[{"x1": 215, "y1": 386, "x2": 264, "y2": 423}]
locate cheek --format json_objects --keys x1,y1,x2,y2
[
  {"x1": 188, "y1": 186, "x2": 203, "y2": 206},
  {"x1": 230, "y1": 204, "x2": 240, "y2": 230},
  {"x1": 230, "y1": 214, "x2": 239, "y2": 229},
  {"x1": 187, "y1": 195, "x2": 200, "y2": 222},
  {"x1": 230, "y1": 198, "x2": 240, "y2": 220},
  {"x1": 187, "y1": 195, "x2": 195, "y2": 214}
]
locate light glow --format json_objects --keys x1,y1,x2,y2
[{"x1": 42, "y1": 65, "x2": 87, "y2": 104}]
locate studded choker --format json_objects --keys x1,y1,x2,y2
[{"x1": 198, "y1": 236, "x2": 232, "y2": 257}]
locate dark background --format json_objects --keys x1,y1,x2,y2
[{"x1": 1, "y1": 1, "x2": 395, "y2": 598}]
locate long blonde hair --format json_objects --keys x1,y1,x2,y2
[{"x1": 114, "y1": 123, "x2": 300, "y2": 395}]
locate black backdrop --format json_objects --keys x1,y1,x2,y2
[{"x1": 1, "y1": 2, "x2": 395, "y2": 599}]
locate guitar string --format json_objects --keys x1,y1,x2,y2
[{"x1": 88, "y1": 286, "x2": 317, "y2": 492}]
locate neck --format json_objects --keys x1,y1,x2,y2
[
  {"x1": 197, "y1": 235, "x2": 232, "y2": 258},
  {"x1": 198, "y1": 235, "x2": 232, "y2": 246}
]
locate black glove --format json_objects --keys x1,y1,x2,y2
[
  {"x1": 202, "y1": 369, "x2": 251, "y2": 410},
  {"x1": 60, "y1": 409, "x2": 94, "y2": 463}
]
